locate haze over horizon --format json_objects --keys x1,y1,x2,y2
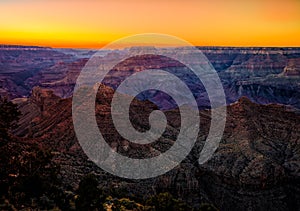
[{"x1": 0, "y1": 0, "x2": 300, "y2": 48}]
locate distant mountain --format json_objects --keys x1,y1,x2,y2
[{"x1": 0, "y1": 46, "x2": 299, "y2": 110}]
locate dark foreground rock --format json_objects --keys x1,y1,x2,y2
[{"x1": 12, "y1": 86, "x2": 300, "y2": 211}]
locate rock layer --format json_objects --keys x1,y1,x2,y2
[{"x1": 13, "y1": 86, "x2": 300, "y2": 210}]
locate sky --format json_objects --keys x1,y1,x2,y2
[{"x1": 0, "y1": 0, "x2": 299, "y2": 48}]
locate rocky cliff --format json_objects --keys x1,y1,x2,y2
[
  {"x1": 283, "y1": 58, "x2": 300, "y2": 76},
  {"x1": 13, "y1": 86, "x2": 300, "y2": 210},
  {"x1": 1, "y1": 46, "x2": 300, "y2": 110}
]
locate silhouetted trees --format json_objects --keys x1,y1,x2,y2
[
  {"x1": 146, "y1": 192, "x2": 192, "y2": 211},
  {"x1": 0, "y1": 97, "x2": 20, "y2": 142},
  {"x1": 76, "y1": 174, "x2": 105, "y2": 211},
  {"x1": 8, "y1": 146, "x2": 62, "y2": 208},
  {"x1": 0, "y1": 98, "x2": 67, "y2": 210},
  {"x1": 0, "y1": 97, "x2": 21, "y2": 200}
]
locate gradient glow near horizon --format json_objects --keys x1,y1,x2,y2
[{"x1": 0, "y1": 0, "x2": 299, "y2": 48}]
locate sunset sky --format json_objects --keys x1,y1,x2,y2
[{"x1": 0, "y1": 0, "x2": 299, "y2": 48}]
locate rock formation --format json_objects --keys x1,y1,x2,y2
[{"x1": 13, "y1": 85, "x2": 300, "y2": 210}]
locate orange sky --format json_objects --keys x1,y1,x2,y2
[{"x1": 0, "y1": 0, "x2": 299, "y2": 48}]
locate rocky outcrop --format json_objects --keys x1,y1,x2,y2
[
  {"x1": 28, "y1": 58, "x2": 88, "y2": 98},
  {"x1": 283, "y1": 58, "x2": 300, "y2": 76},
  {"x1": 202, "y1": 47, "x2": 287, "y2": 76},
  {"x1": 14, "y1": 87, "x2": 61, "y2": 136},
  {"x1": 199, "y1": 96, "x2": 300, "y2": 210},
  {"x1": 13, "y1": 86, "x2": 300, "y2": 210}
]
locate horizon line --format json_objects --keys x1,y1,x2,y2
[{"x1": 1, "y1": 43, "x2": 300, "y2": 50}]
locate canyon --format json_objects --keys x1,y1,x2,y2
[
  {"x1": 1, "y1": 45, "x2": 299, "y2": 110},
  {"x1": 1, "y1": 45, "x2": 300, "y2": 210}
]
